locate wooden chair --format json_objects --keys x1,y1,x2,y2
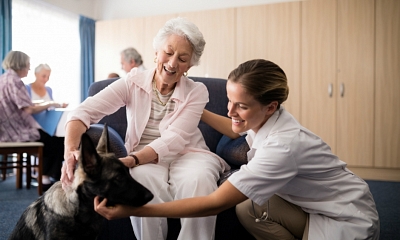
[{"x1": 0, "y1": 142, "x2": 44, "y2": 195}]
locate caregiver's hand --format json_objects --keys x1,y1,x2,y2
[{"x1": 94, "y1": 196, "x2": 133, "y2": 220}]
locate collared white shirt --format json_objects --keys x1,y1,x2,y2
[{"x1": 229, "y1": 107, "x2": 379, "y2": 239}]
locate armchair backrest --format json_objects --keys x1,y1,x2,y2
[
  {"x1": 88, "y1": 78, "x2": 127, "y2": 140},
  {"x1": 190, "y1": 77, "x2": 228, "y2": 153},
  {"x1": 87, "y1": 76, "x2": 228, "y2": 153}
]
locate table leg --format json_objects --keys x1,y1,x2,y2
[{"x1": 16, "y1": 153, "x2": 23, "y2": 189}]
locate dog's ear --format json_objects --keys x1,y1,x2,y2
[
  {"x1": 96, "y1": 124, "x2": 110, "y2": 154},
  {"x1": 80, "y1": 133, "x2": 100, "y2": 176}
]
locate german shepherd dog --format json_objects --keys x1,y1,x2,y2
[{"x1": 8, "y1": 125, "x2": 153, "y2": 240}]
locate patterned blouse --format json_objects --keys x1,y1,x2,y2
[{"x1": 0, "y1": 69, "x2": 40, "y2": 142}]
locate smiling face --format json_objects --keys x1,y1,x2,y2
[
  {"x1": 35, "y1": 68, "x2": 51, "y2": 85},
  {"x1": 154, "y1": 34, "x2": 193, "y2": 89},
  {"x1": 227, "y1": 80, "x2": 276, "y2": 133}
]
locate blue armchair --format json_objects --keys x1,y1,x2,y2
[{"x1": 86, "y1": 76, "x2": 254, "y2": 240}]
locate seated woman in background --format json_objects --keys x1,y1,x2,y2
[
  {"x1": 0, "y1": 51, "x2": 65, "y2": 190},
  {"x1": 95, "y1": 59, "x2": 380, "y2": 240},
  {"x1": 26, "y1": 63, "x2": 68, "y2": 108}
]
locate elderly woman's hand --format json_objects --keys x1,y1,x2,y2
[
  {"x1": 61, "y1": 149, "x2": 80, "y2": 189},
  {"x1": 63, "y1": 102, "x2": 69, "y2": 108},
  {"x1": 50, "y1": 101, "x2": 69, "y2": 108},
  {"x1": 59, "y1": 102, "x2": 69, "y2": 108}
]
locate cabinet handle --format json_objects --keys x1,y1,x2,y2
[
  {"x1": 340, "y1": 83, "x2": 345, "y2": 97},
  {"x1": 328, "y1": 83, "x2": 333, "y2": 97}
]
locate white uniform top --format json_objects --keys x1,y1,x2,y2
[{"x1": 228, "y1": 107, "x2": 379, "y2": 240}]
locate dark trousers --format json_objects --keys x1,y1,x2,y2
[{"x1": 38, "y1": 129, "x2": 64, "y2": 179}]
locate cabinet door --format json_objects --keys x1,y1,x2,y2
[
  {"x1": 236, "y1": 3, "x2": 301, "y2": 120},
  {"x1": 337, "y1": 0, "x2": 374, "y2": 166},
  {"x1": 375, "y1": 0, "x2": 400, "y2": 168},
  {"x1": 301, "y1": 0, "x2": 337, "y2": 151}
]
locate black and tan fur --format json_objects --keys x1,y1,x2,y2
[{"x1": 9, "y1": 126, "x2": 153, "y2": 240}]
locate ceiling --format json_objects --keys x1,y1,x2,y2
[{"x1": 39, "y1": 0, "x2": 297, "y2": 20}]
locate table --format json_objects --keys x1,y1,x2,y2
[
  {"x1": 33, "y1": 109, "x2": 70, "y2": 137},
  {"x1": 0, "y1": 142, "x2": 44, "y2": 195}
]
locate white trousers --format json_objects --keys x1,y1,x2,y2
[{"x1": 129, "y1": 152, "x2": 222, "y2": 240}]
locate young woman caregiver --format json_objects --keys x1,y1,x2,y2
[{"x1": 94, "y1": 59, "x2": 380, "y2": 240}]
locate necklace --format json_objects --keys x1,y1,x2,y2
[{"x1": 153, "y1": 79, "x2": 171, "y2": 106}]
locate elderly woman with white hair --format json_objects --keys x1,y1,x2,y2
[
  {"x1": 26, "y1": 64, "x2": 53, "y2": 100},
  {"x1": 61, "y1": 17, "x2": 229, "y2": 240},
  {"x1": 26, "y1": 63, "x2": 68, "y2": 107}
]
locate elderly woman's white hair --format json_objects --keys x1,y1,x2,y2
[
  {"x1": 153, "y1": 17, "x2": 206, "y2": 67},
  {"x1": 35, "y1": 63, "x2": 51, "y2": 73}
]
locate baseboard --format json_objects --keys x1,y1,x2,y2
[{"x1": 348, "y1": 167, "x2": 400, "y2": 182}]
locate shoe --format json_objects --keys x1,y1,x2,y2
[
  {"x1": 31, "y1": 172, "x2": 39, "y2": 179},
  {"x1": 49, "y1": 176, "x2": 58, "y2": 183}
]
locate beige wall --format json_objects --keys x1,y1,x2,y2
[{"x1": 95, "y1": 2, "x2": 301, "y2": 117}]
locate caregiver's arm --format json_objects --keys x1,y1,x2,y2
[
  {"x1": 201, "y1": 109, "x2": 240, "y2": 139},
  {"x1": 95, "y1": 180, "x2": 248, "y2": 220}
]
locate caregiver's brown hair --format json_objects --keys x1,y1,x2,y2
[{"x1": 228, "y1": 59, "x2": 289, "y2": 109}]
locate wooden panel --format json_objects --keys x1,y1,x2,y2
[
  {"x1": 236, "y1": 5, "x2": 269, "y2": 63},
  {"x1": 179, "y1": 8, "x2": 236, "y2": 79},
  {"x1": 236, "y1": 3, "x2": 301, "y2": 119},
  {"x1": 301, "y1": 0, "x2": 337, "y2": 152},
  {"x1": 337, "y1": 0, "x2": 374, "y2": 166},
  {"x1": 349, "y1": 167, "x2": 400, "y2": 182},
  {"x1": 142, "y1": 14, "x2": 178, "y2": 72},
  {"x1": 375, "y1": 0, "x2": 400, "y2": 168},
  {"x1": 95, "y1": 18, "x2": 144, "y2": 81}
]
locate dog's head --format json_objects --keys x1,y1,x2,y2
[{"x1": 78, "y1": 125, "x2": 153, "y2": 207}]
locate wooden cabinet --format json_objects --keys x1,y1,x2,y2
[
  {"x1": 301, "y1": 0, "x2": 337, "y2": 153},
  {"x1": 301, "y1": 0, "x2": 400, "y2": 180},
  {"x1": 375, "y1": 0, "x2": 400, "y2": 168},
  {"x1": 301, "y1": 0, "x2": 375, "y2": 166},
  {"x1": 336, "y1": 0, "x2": 375, "y2": 167}
]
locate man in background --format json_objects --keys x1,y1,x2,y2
[
  {"x1": 120, "y1": 47, "x2": 146, "y2": 73},
  {"x1": 107, "y1": 72, "x2": 120, "y2": 79}
]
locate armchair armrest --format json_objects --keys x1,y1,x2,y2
[
  {"x1": 216, "y1": 135, "x2": 249, "y2": 167},
  {"x1": 216, "y1": 135, "x2": 250, "y2": 186}
]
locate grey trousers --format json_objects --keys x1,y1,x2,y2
[{"x1": 236, "y1": 195, "x2": 309, "y2": 240}]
